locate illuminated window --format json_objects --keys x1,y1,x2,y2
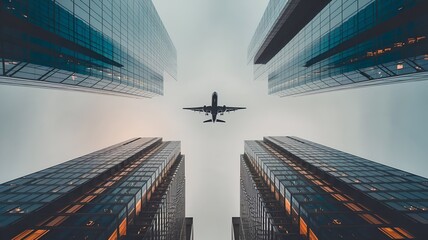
[
  {"x1": 332, "y1": 194, "x2": 348, "y2": 202},
  {"x1": 312, "y1": 180, "x2": 323, "y2": 186},
  {"x1": 332, "y1": 219, "x2": 342, "y2": 225},
  {"x1": 396, "y1": 64, "x2": 404, "y2": 70},
  {"x1": 285, "y1": 199, "x2": 291, "y2": 214},
  {"x1": 309, "y1": 229, "x2": 319, "y2": 240},
  {"x1": 108, "y1": 231, "x2": 118, "y2": 240},
  {"x1": 299, "y1": 217, "x2": 308, "y2": 236},
  {"x1": 17, "y1": 230, "x2": 49, "y2": 240},
  {"x1": 378, "y1": 227, "x2": 406, "y2": 239},
  {"x1": 66, "y1": 204, "x2": 83, "y2": 213},
  {"x1": 360, "y1": 214, "x2": 382, "y2": 224},
  {"x1": 93, "y1": 187, "x2": 106, "y2": 194},
  {"x1": 345, "y1": 203, "x2": 363, "y2": 212},
  {"x1": 12, "y1": 230, "x2": 34, "y2": 240},
  {"x1": 416, "y1": 36, "x2": 426, "y2": 42},
  {"x1": 394, "y1": 228, "x2": 414, "y2": 239},
  {"x1": 321, "y1": 186, "x2": 334, "y2": 193},
  {"x1": 116, "y1": 213, "x2": 129, "y2": 235}
]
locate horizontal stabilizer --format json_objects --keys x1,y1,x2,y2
[
  {"x1": 203, "y1": 119, "x2": 213, "y2": 123},
  {"x1": 216, "y1": 119, "x2": 226, "y2": 123}
]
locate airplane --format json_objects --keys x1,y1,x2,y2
[{"x1": 183, "y1": 92, "x2": 246, "y2": 123}]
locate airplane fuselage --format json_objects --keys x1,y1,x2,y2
[
  {"x1": 211, "y1": 92, "x2": 218, "y2": 122},
  {"x1": 183, "y1": 91, "x2": 245, "y2": 123}
]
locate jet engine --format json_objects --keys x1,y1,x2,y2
[
  {"x1": 203, "y1": 105, "x2": 208, "y2": 115},
  {"x1": 221, "y1": 105, "x2": 226, "y2": 115}
]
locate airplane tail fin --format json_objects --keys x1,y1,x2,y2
[
  {"x1": 203, "y1": 119, "x2": 213, "y2": 123},
  {"x1": 216, "y1": 119, "x2": 226, "y2": 123}
]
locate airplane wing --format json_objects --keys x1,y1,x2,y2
[
  {"x1": 218, "y1": 106, "x2": 246, "y2": 114},
  {"x1": 183, "y1": 106, "x2": 210, "y2": 113}
]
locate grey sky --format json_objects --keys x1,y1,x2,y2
[{"x1": 1, "y1": 0, "x2": 428, "y2": 239}]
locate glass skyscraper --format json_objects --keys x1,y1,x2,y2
[
  {"x1": 0, "y1": 0, "x2": 176, "y2": 98},
  {"x1": 248, "y1": 0, "x2": 428, "y2": 97},
  {"x1": 0, "y1": 137, "x2": 190, "y2": 239},
  {"x1": 236, "y1": 136, "x2": 428, "y2": 239}
]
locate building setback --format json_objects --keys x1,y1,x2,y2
[
  {"x1": 0, "y1": 0, "x2": 177, "y2": 98},
  {"x1": 235, "y1": 136, "x2": 428, "y2": 239},
  {"x1": 248, "y1": 0, "x2": 428, "y2": 97},
  {"x1": 0, "y1": 137, "x2": 191, "y2": 239}
]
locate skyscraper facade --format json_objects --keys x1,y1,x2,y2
[
  {"x1": 0, "y1": 0, "x2": 176, "y2": 98},
  {"x1": 0, "y1": 137, "x2": 189, "y2": 239},
  {"x1": 248, "y1": 0, "x2": 428, "y2": 97},
  {"x1": 237, "y1": 136, "x2": 428, "y2": 239}
]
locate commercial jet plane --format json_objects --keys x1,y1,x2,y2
[{"x1": 183, "y1": 92, "x2": 246, "y2": 123}]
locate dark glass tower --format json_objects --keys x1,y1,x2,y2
[
  {"x1": 237, "y1": 136, "x2": 428, "y2": 239},
  {"x1": 0, "y1": 0, "x2": 176, "y2": 98},
  {"x1": 248, "y1": 0, "x2": 428, "y2": 97},
  {"x1": 0, "y1": 138, "x2": 189, "y2": 239}
]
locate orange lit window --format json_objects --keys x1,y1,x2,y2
[
  {"x1": 332, "y1": 194, "x2": 348, "y2": 202},
  {"x1": 119, "y1": 218, "x2": 127, "y2": 236},
  {"x1": 93, "y1": 188, "x2": 106, "y2": 194},
  {"x1": 394, "y1": 228, "x2": 414, "y2": 239},
  {"x1": 108, "y1": 231, "x2": 118, "y2": 240},
  {"x1": 66, "y1": 204, "x2": 83, "y2": 214},
  {"x1": 299, "y1": 217, "x2": 308, "y2": 236},
  {"x1": 345, "y1": 203, "x2": 363, "y2": 212},
  {"x1": 285, "y1": 199, "x2": 291, "y2": 214},
  {"x1": 408, "y1": 38, "x2": 415, "y2": 44},
  {"x1": 360, "y1": 214, "x2": 382, "y2": 224},
  {"x1": 396, "y1": 64, "x2": 404, "y2": 70},
  {"x1": 321, "y1": 186, "x2": 334, "y2": 193},
  {"x1": 104, "y1": 181, "x2": 114, "y2": 187},
  {"x1": 136, "y1": 199, "x2": 142, "y2": 215},
  {"x1": 22, "y1": 230, "x2": 49, "y2": 240},
  {"x1": 312, "y1": 180, "x2": 323, "y2": 186},
  {"x1": 12, "y1": 230, "x2": 33, "y2": 240},
  {"x1": 309, "y1": 229, "x2": 319, "y2": 240},
  {"x1": 81, "y1": 195, "x2": 96, "y2": 203},
  {"x1": 378, "y1": 227, "x2": 405, "y2": 239}
]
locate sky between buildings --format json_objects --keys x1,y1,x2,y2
[{"x1": 1, "y1": 0, "x2": 428, "y2": 239}]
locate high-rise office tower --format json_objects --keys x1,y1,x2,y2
[
  {"x1": 235, "y1": 136, "x2": 428, "y2": 239},
  {"x1": 248, "y1": 0, "x2": 428, "y2": 97},
  {"x1": 0, "y1": 137, "x2": 191, "y2": 239},
  {"x1": 0, "y1": 0, "x2": 176, "y2": 98}
]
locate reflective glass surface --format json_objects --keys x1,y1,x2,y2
[
  {"x1": 0, "y1": 138, "x2": 186, "y2": 240},
  {"x1": 248, "y1": 0, "x2": 428, "y2": 97},
  {"x1": 0, "y1": 0, "x2": 177, "y2": 98},
  {"x1": 241, "y1": 137, "x2": 428, "y2": 239}
]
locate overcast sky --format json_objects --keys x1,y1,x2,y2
[{"x1": 1, "y1": 0, "x2": 428, "y2": 239}]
